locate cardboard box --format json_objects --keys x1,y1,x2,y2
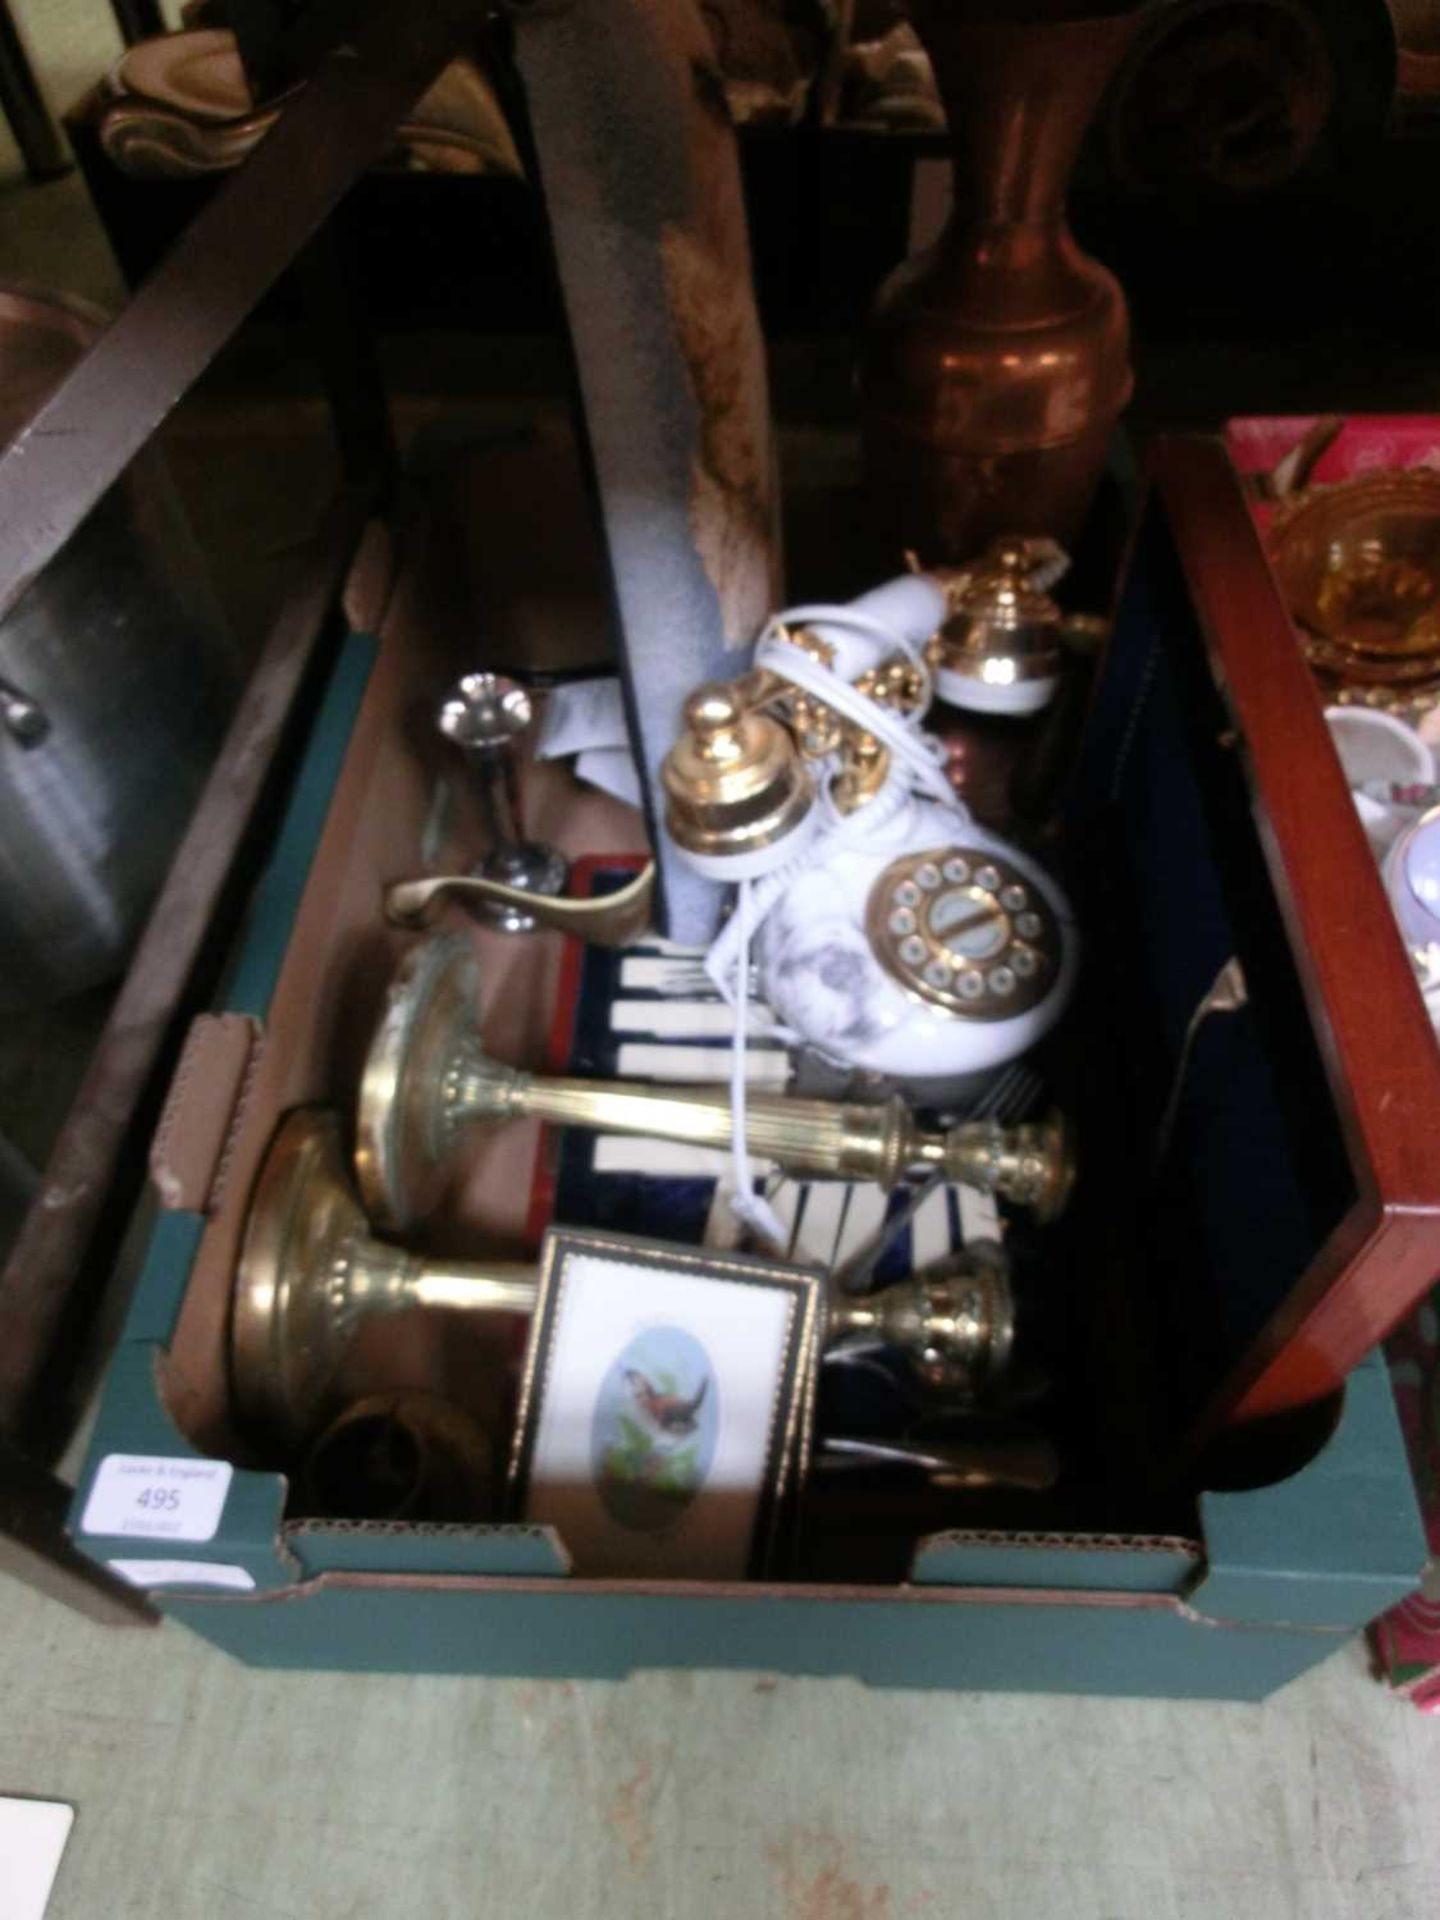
[{"x1": 62, "y1": 439, "x2": 1435, "y2": 1694}]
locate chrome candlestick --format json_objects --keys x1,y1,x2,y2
[{"x1": 437, "y1": 672, "x2": 567, "y2": 933}]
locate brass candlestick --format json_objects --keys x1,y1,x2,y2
[
  {"x1": 356, "y1": 934, "x2": 1073, "y2": 1231},
  {"x1": 301, "y1": 1390, "x2": 497, "y2": 1523},
  {"x1": 820, "y1": 1430, "x2": 1057, "y2": 1493},
  {"x1": 830, "y1": 1238, "x2": 1012, "y2": 1400},
  {"x1": 233, "y1": 1110, "x2": 1018, "y2": 1447},
  {"x1": 231, "y1": 1109, "x2": 535, "y2": 1449}
]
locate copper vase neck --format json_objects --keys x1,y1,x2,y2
[
  {"x1": 860, "y1": 3, "x2": 1140, "y2": 558},
  {"x1": 909, "y1": 8, "x2": 1142, "y2": 233}
]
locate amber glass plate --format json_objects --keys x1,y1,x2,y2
[{"x1": 1269, "y1": 469, "x2": 1440, "y2": 686}]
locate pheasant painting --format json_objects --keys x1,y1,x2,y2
[
  {"x1": 595, "y1": 1332, "x2": 714, "y2": 1532},
  {"x1": 624, "y1": 1367, "x2": 709, "y2": 1439}
]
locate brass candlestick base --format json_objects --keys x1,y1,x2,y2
[
  {"x1": 231, "y1": 1109, "x2": 535, "y2": 1448},
  {"x1": 302, "y1": 1390, "x2": 497, "y2": 1522},
  {"x1": 235, "y1": 1112, "x2": 1019, "y2": 1448},
  {"x1": 357, "y1": 934, "x2": 1074, "y2": 1231},
  {"x1": 833, "y1": 1239, "x2": 1013, "y2": 1401}
]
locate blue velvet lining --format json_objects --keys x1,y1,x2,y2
[{"x1": 1067, "y1": 502, "x2": 1353, "y2": 1407}]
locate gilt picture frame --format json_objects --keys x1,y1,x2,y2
[{"x1": 507, "y1": 1228, "x2": 824, "y2": 1579}]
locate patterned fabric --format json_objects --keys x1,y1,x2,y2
[{"x1": 1372, "y1": 1290, "x2": 1440, "y2": 1708}]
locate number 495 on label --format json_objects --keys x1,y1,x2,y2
[{"x1": 79, "y1": 1455, "x2": 233, "y2": 1543}]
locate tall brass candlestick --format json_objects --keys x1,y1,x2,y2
[
  {"x1": 232, "y1": 1110, "x2": 535, "y2": 1449},
  {"x1": 357, "y1": 934, "x2": 1072, "y2": 1230},
  {"x1": 233, "y1": 1111, "x2": 1016, "y2": 1448}
]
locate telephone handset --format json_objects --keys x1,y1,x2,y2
[{"x1": 660, "y1": 572, "x2": 1078, "y2": 1095}]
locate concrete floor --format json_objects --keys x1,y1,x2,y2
[{"x1": 0, "y1": 1576, "x2": 1436, "y2": 1920}]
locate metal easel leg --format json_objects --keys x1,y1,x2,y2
[
  {"x1": 0, "y1": 0, "x2": 71, "y2": 183},
  {"x1": 107, "y1": 0, "x2": 166, "y2": 46},
  {"x1": 292, "y1": 224, "x2": 399, "y2": 502}
]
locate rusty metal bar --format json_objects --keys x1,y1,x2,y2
[
  {"x1": 0, "y1": 0, "x2": 479, "y2": 625},
  {"x1": 106, "y1": 0, "x2": 165, "y2": 47},
  {"x1": 0, "y1": 0, "x2": 71, "y2": 182},
  {"x1": 0, "y1": 0, "x2": 481, "y2": 1611},
  {"x1": 292, "y1": 225, "x2": 399, "y2": 496}
]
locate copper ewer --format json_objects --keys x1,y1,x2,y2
[{"x1": 861, "y1": 4, "x2": 1142, "y2": 564}]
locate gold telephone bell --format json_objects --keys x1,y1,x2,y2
[
  {"x1": 919, "y1": 536, "x2": 1108, "y2": 717},
  {"x1": 660, "y1": 633, "x2": 933, "y2": 876},
  {"x1": 660, "y1": 678, "x2": 815, "y2": 870}
]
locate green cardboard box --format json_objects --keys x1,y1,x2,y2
[{"x1": 67, "y1": 446, "x2": 1433, "y2": 1694}]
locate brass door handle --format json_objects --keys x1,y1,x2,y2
[{"x1": 384, "y1": 862, "x2": 655, "y2": 945}]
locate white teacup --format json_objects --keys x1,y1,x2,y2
[
  {"x1": 1324, "y1": 706, "x2": 1433, "y2": 789},
  {"x1": 1324, "y1": 707, "x2": 1434, "y2": 856},
  {"x1": 1384, "y1": 806, "x2": 1440, "y2": 1022}
]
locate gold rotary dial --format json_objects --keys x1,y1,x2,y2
[{"x1": 867, "y1": 846, "x2": 1059, "y2": 1020}]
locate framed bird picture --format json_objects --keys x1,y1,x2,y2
[{"x1": 508, "y1": 1228, "x2": 824, "y2": 1579}]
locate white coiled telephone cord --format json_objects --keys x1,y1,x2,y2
[{"x1": 704, "y1": 602, "x2": 970, "y2": 1250}]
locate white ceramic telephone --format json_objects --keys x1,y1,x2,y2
[{"x1": 660, "y1": 573, "x2": 1077, "y2": 1097}]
